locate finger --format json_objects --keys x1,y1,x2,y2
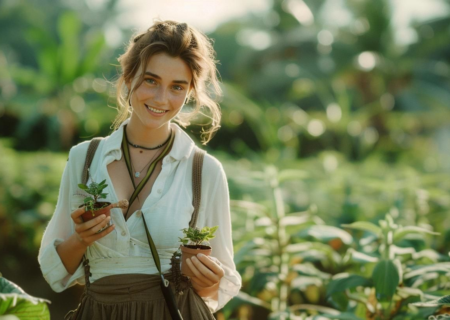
[
  {"x1": 79, "y1": 216, "x2": 112, "y2": 238},
  {"x1": 196, "y1": 254, "x2": 225, "y2": 278},
  {"x1": 85, "y1": 223, "x2": 115, "y2": 243},
  {"x1": 187, "y1": 258, "x2": 216, "y2": 286},
  {"x1": 90, "y1": 216, "x2": 112, "y2": 235},
  {"x1": 191, "y1": 277, "x2": 220, "y2": 290},
  {"x1": 190, "y1": 275, "x2": 213, "y2": 289},
  {"x1": 190, "y1": 277, "x2": 212, "y2": 290},
  {"x1": 75, "y1": 214, "x2": 107, "y2": 233},
  {"x1": 71, "y1": 206, "x2": 87, "y2": 224},
  {"x1": 186, "y1": 259, "x2": 214, "y2": 287},
  {"x1": 191, "y1": 256, "x2": 220, "y2": 283}
]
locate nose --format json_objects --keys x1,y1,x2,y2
[{"x1": 153, "y1": 86, "x2": 168, "y2": 106}]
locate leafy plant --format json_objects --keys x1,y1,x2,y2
[
  {"x1": 77, "y1": 171, "x2": 108, "y2": 213},
  {"x1": 224, "y1": 164, "x2": 344, "y2": 320},
  {"x1": 179, "y1": 226, "x2": 218, "y2": 247},
  {"x1": 323, "y1": 214, "x2": 443, "y2": 319},
  {"x1": 0, "y1": 274, "x2": 50, "y2": 320}
]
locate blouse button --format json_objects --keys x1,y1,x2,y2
[
  {"x1": 121, "y1": 231, "x2": 126, "y2": 236},
  {"x1": 136, "y1": 211, "x2": 142, "y2": 217}
]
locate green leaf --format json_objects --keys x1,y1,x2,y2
[
  {"x1": 348, "y1": 249, "x2": 379, "y2": 263},
  {"x1": 293, "y1": 263, "x2": 331, "y2": 280},
  {"x1": 372, "y1": 259, "x2": 399, "y2": 302},
  {"x1": 404, "y1": 263, "x2": 450, "y2": 280},
  {"x1": 78, "y1": 184, "x2": 88, "y2": 190},
  {"x1": 0, "y1": 278, "x2": 50, "y2": 319},
  {"x1": 84, "y1": 197, "x2": 92, "y2": 203},
  {"x1": 235, "y1": 291, "x2": 271, "y2": 310},
  {"x1": 319, "y1": 313, "x2": 363, "y2": 320},
  {"x1": 298, "y1": 225, "x2": 353, "y2": 245},
  {"x1": 290, "y1": 276, "x2": 322, "y2": 290},
  {"x1": 80, "y1": 33, "x2": 106, "y2": 74},
  {"x1": 410, "y1": 295, "x2": 450, "y2": 307},
  {"x1": 57, "y1": 11, "x2": 81, "y2": 82},
  {"x1": 180, "y1": 226, "x2": 217, "y2": 245},
  {"x1": 393, "y1": 226, "x2": 439, "y2": 242},
  {"x1": 209, "y1": 226, "x2": 218, "y2": 234},
  {"x1": 327, "y1": 274, "x2": 372, "y2": 296},
  {"x1": 341, "y1": 221, "x2": 382, "y2": 236}
]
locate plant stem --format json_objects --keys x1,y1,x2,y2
[{"x1": 270, "y1": 167, "x2": 289, "y2": 312}]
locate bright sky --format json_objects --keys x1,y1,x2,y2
[
  {"x1": 101, "y1": 0, "x2": 449, "y2": 47},
  {"x1": 116, "y1": 0, "x2": 270, "y2": 32}
]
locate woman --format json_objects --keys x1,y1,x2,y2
[{"x1": 38, "y1": 20, "x2": 241, "y2": 319}]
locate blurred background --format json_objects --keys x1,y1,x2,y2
[{"x1": 1, "y1": 0, "x2": 450, "y2": 319}]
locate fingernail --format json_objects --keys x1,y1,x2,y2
[
  {"x1": 101, "y1": 214, "x2": 106, "y2": 219},
  {"x1": 197, "y1": 253, "x2": 205, "y2": 258},
  {"x1": 191, "y1": 256, "x2": 197, "y2": 261}
]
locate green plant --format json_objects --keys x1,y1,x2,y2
[
  {"x1": 221, "y1": 156, "x2": 450, "y2": 320},
  {"x1": 77, "y1": 174, "x2": 108, "y2": 214},
  {"x1": 322, "y1": 214, "x2": 443, "y2": 319},
  {"x1": 224, "y1": 164, "x2": 343, "y2": 320},
  {"x1": 0, "y1": 274, "x2": 50, "y2": 320},
  {"x1": 179, "y1": 226, "x2": 218, "y2": 247}
]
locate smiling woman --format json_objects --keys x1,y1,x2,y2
[
  {"x1": 114, "y1": 21, "x2": 222, "y2": 146},
  {"x1": 38, "y1": 20, "x2": 241, "y2": 320},
  {"x1": 127, "y1": 53, "x2": 192, "y2": 134}
]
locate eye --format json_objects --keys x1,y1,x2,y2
[
  {"x1": 173, "y1": 85, "x2": 184, "y2": 91},
  {"x1": 145, "y1": 78, "x2": 156, "y2": 84}
]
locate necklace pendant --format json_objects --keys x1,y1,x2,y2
[{"x1": 135, "y1": 172, "x2": 140, "y2": 178}]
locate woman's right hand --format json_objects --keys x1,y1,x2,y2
[{"x1": 71, "y1": 205, "x2": 115, "y2": 247}]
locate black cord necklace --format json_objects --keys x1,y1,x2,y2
[{"x1": 127, "y1": 129, "x2": 172, "y2": 150}]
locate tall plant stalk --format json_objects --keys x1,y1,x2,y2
[{"x1": 268, "y1": 166, "x2": 289, "y2": 312}]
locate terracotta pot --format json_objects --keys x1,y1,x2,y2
[
  {"x1": 180, "y1": 245, "x2": 212, "y2": 278},
  {"x1": 80, "y1": 202, "x2": 111, "y2": 222}
]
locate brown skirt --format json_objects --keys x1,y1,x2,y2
[{"x1": 64, "y1": 273, "x2": 215, "y2": 320}]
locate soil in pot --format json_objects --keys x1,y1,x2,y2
[
  {"x1": 80, "y1": 202, "x2": 111, "y2": 222},
  {"x1": 180, "y1": 245, "x2": 212, "y2": 278}
]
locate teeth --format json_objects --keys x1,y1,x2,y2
[{"x1": 145, "y1": 105, "x2": 166, "y2": 114}]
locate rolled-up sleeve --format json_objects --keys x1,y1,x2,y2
[
  {"x1": 38, "y1": 153, "x2": 85, "y2": 292},
  {"x1": 203, "y1": 162, "x2": 242, "y2": 312}
]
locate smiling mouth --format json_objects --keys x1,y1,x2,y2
[{"x1": 145, "y1": 104, "x2": 168, "y2": 114}]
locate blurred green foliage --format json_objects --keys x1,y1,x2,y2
[
  {"x1": 220, "y1": 150, "x2": 450, "y2": 319},
  {"x1": 1, "y1": 0, "x2": 450, "y2": 319},
  {"x1": 0, "y1": 275, "x2": 50, "y2": 319}
]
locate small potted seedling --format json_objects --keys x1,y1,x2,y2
[
  {"x1": 179, "y1": 226, "x2": 218, "y2": 277},
  {"x1": 77, "y1": 175, "x2": 128, "y2": 226}
]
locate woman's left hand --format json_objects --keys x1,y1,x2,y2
[{"x1": 186, "y1": 253, "x2": 224, "y2": 299}]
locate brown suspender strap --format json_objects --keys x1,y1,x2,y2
[
  {"x1": 80, "y1": 137, "x2": 102, "y2": 287},
  {"x1": 189, "y1": 148, "x2": 206, "y2": 228},
  {"x1": 81, "y1": 138, "x2": 103, "y2": 184}
]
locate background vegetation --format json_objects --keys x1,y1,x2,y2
[{"x1": 1, "y1": 0, "x2": 450, "y2": 319}]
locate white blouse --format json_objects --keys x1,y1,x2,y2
[{"x1": 38, "y1": 119, "x2": 241, "y2": 312}]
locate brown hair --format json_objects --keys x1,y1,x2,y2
[{"x1": 113, "y1": 20, "x2": 222, "y2": 145}]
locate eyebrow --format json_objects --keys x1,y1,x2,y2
[{"x1": 144, "y1": 71, "x2": 189, "y2": 85}]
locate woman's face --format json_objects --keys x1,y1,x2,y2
[{"x1": 128, "y1": 52, "x2": 192, "y2": 131}]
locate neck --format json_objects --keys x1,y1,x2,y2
[{"x1": 125, "y1": 118, "x2": 172, "y2": 149}]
